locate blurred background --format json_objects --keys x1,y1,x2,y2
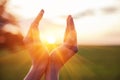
[
  {"x1": 0, "y1": 0, "x2": 23, "y2": 51},
  {"x1": 0, "y1": 0, "x2": 120, "y2": 80}
]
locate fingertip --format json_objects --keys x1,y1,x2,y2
[
  {"x1": 41, "y1": 9, "x2": 44, "y2": 14},
  {"x1": 67, "y1": 15, "x2": 74, "y2": 26},
  {"x1": 67, "y1": 15, "x2": 73, "y2": 23},
  {"x1": 68, "y1": 15, "x2": 72, "y2": 18},
  {"x1": 67, "y1": 15, "x2": 72, "y2": 20}
]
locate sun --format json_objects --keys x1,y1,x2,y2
[
  {"x1": 40, "y1": 34, "x2": 57, "y2": 52},
  {"x1": 43, "y1": 35, "x2": 56, "y2": 44},
  {"x1": 45, "y1": 35, "x2": 56, "y2": 44}
]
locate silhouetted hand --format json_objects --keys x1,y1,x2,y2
[
  {"x1": 23, "y1": 10, "x2": 49, "y2": 80},
  {"x1": 45, "y1": 15, "x2": 78, "y2": 80}
]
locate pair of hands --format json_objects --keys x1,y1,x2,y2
[{"x1": 24, "y1": 9, "x2": 78, "y2": 80}]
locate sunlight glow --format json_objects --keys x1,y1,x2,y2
[
  {"x1": 40, "y1": 34, "x2": 57, "y2": 52},
  {"x1": 41, "y1": 34, "x2": 56, "y2": 44},
  {"x1": 46, "y1": 35, "x2": 56, "y2": 44}
]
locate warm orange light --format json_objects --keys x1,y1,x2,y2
[
  {"x1": 44, "y1": 35, "x2": 56, "y2": 44},
  {"x1": 42, "y1": 35, "x2": 56, "y2": 44},
  {"x1": 40, "y1": 35, "x2": 57, "y2": 52}
]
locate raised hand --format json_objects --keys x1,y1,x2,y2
[
  {"x1": 24, "y1": 9, "x2": 78, "y2": 80},
  {"x1": 45, "y1": 15, "x2": 78, "y2": 80},
  {"x1": 23, "y1": 10, "x2": 49, "y2": 80}
]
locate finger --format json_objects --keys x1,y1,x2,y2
[
  {"x1": 67, "y1": 15, "x2": 75, "y2": 30},
  {"x1": 31, "y1": 9, "x2": 44, "y2": 42},
  {"x1": 31, "y1": 9, "x2": 44, "y2": 28},
  {"x1": 64, "y1": 15, "x2": 77, "y2": 46},
  {"x1": 24, "y1": 9, "x2": 44, "y2": 44}
]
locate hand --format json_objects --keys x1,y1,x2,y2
[
  {"x1": 45, "y1": 15, "x2": 78, "y2": 80},
  {"x1": 23, "y1": 9, "x2": 78, "y2": 80},
  {"x1": 23, "y1": 10, "x2": 49, "y2": 80}
]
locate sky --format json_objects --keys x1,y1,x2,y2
[{"x1": 6, "y1": 0, "x2": 120, "y2": 45}]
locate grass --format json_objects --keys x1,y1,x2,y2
[{"x1": 0, "y1": 46, "x2": 120, "y2": 80}]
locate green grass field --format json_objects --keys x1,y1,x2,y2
[{"x1": 0, "y1": 46, "x2": 120, "y2": 80}]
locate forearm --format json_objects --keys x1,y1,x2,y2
[
  {"x1": 45, "y1": 61, "x2": 59, "y2": 80},
  {"x1": 24, "y1": 65, "x2": 44, "y2": 80},
  {"x1": 45, "y1": 70, "x2": 59, "y2": 80}
]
